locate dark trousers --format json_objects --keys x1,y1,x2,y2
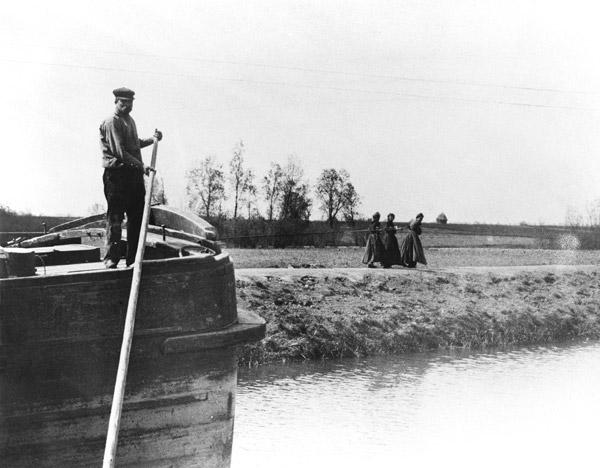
[{"x1": 103, "y1": 169, "x2": 145, "y2": 266}]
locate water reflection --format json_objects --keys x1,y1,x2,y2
[{"x1": 233, "y1": 340, "x2": 600, "y2": 468}]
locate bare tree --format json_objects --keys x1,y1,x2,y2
[
  {"x1": 262, "y1": 162, "x2": 284, "y2": 221},
  {"x1": 228, "y1": 140, "x2": 254, "y2": 219},
  {"x1": 279, "y1": 156, "x2": 311, "y2": 221},
  {"x1": 185, "y1": 156, "x2": 226, "y2": 219},
  {"x1": 565, "y1": 205, "x2": 583, "y2": 227},
  {"x1": 245, "y1": 183, "x2": 258, "y2": 219},
  {"x1": 585, "y1": 199, "x2": 600, "y2": 227},
  {"x1": 315, "y1": 168, "x2": 352, "y2": 227},
  {"x1": 341, "y1": 182, "x2": 361, "y2": 225}
]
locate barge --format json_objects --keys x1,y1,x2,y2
[{"x1": 0, "y1": 206, "x2": 264, "y2": 467}]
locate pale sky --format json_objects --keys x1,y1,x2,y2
[{"x1": 1, "y1": 0, "x2": 600, "y2": 224}]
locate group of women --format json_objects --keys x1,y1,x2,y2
[{"x1": 362, "y1": 212, "x2": 427, "y2": 269}]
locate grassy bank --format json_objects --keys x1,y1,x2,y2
[
  {"x1": 235, "y1": 267, "x2": 600, "y2": 366},
  {"x1": 0, "y1": 207, "x2": 75, "y2": 245}
]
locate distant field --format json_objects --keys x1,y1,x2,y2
[
  {"x1": 220, "y1": 221, "x2": 593, "y2": 249},
  {"x1": 419, "y1": 232, "x2": 541, "y2": 248},
  {"x1": 227, "y1": 247, "x2": 600, "y2": 268}
]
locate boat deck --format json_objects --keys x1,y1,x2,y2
[
  {"x1": 3, "y1": 229, "x2": 216, "y2": 278},
  {"x1": 35, "y1": 253, "x2": 217, "y2": 276}
]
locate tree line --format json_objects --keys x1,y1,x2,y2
[{"x1": 185, "y1": 140, "x2": 361, "y2": 227}]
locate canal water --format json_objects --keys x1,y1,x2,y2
[{"x1": 232, "y1": 340, "x2": 600, "y2": 468}]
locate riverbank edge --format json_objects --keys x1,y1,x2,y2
[{"x1": 234, "y1": 265, "x2": 600, "y2": 366}]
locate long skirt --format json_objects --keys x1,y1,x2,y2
[
  {"x1": 399, "y1": 231, "x2": 427, "y2": 267},
  {"x1": 362, "y1": 233, "x2": 385, "y2": 264},
  {"x1": 382, "y1": 231, "x2": 401, "y2": 266}
]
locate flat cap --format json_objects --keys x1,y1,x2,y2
[{"x1": 113, "y1": 87, "x2": 135, "y2": 100}]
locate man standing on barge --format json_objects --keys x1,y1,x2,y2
[{"x1": 99, "y1": 87, "x2": 163, "y2": 269}]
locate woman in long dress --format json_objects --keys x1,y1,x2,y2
[
  {"x1": 400, "y1": 213, "x2": 427, "y2": 268},
  {"x1": 362, "y1": 212, "x2": 384, "y2": 268},
  {"x1": 381, "y1": 213, "x2": 401, "y2": 268}
]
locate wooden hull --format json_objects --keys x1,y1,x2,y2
[{"x1": 0, "y1": 253, "x2": 264, "y2": 467}]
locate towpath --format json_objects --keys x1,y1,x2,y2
[{"x1": 235, "y1": 263, "x2": 599, "y2": 280}]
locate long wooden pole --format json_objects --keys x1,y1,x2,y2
[{"x1": 102, "y1": 136, "x2": 159, "y2": 467}]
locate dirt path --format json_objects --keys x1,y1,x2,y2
[
  {"x1": 236, "y1": 263, "x2": 599, "y2": 280},
  {"x1": 228, "y1": 247, "x2": 600, "y2": 269}
]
